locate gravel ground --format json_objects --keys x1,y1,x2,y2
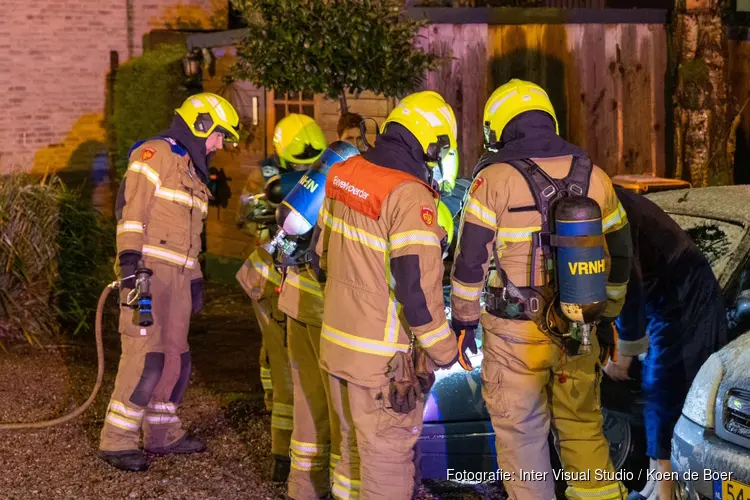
[{"x1": 0, "y1": 282, "x2": 504, "y2": 500}]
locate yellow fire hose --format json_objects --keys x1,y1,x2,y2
[{"x1": 0, "y1": 283, "x2": 113, "y2": 430}]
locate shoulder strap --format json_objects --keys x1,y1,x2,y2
[{"x1": 564, "y1": 155, "x2": 593, "y2": 197}]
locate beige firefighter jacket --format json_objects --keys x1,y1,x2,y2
[
  {"x1": 116, "y1": 139, "x2": 208, "y2": 280},
  {"x1": 314, "y1": 157, "x2": 458, "y2": 388},
  {"x1": 450, "y1": 156, "x2": 630, "y2": 335},
  {"x1": 277, "y1": 265, "x2": 324, "y2": 327}
]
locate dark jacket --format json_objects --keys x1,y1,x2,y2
[{"x1": 613, "y1": 186, "x2": 729, "y2": 366}]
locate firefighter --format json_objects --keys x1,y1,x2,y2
[
  {"x1": 450, "y1": 79, "x2": 633, "y2": 500},
  {"x1": 99, "y1": 93, "x2": 240, "y2": 472},
  {"x1": 309, "y1": 91, "x2": 460, "y2": 499},
  {"x1": 237, "y1": 113, "x2": 327, "y2": 483},
  {"x1": 605, "y1": 186, "x2": 729, "y2": 500}
]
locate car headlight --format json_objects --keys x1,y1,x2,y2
[{"x1": 682, "y1": 353, "x2": 723, "y2": 428}]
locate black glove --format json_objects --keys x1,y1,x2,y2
[
  {"x1": 452, "y1": 321, "x2": 478, "y2": 371},
  {"x1": 596, "y1": 319, "x2": 617, "y2": 365},
  {"x1": 118, "y1": 251, "x2": 141, "y2": 290},
  {"x1": 191, "y1": 279, "x2": 204, "y2": 315}
]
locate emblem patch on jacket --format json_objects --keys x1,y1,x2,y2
[
  {"x1": 421, "y1": 205, "x2": 435, "y2": 227},
  {"x1": 469, "y1": 177, "x2": 484, "y2": 196},
  {"x1": 141, "y1": 148, "x2": 156, "y2": 161}
]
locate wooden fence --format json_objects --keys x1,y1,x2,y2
[{"x1": 415, "y1": 8, "x2": 669, "y2": 177}]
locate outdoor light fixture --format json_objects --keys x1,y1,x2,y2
[{"x1": 182, "y1": 49, "x2": 202, "y2": 78}]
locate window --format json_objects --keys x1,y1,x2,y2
[{"x1": 668, "y1": 214, "x2": 745, "y2": 280}]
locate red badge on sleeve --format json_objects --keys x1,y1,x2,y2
[
  {"x1": 141, "y1": 148, "x2": 156, "y2": 161},
  {"x1": 420, "y1": 205, "x2": 435, "y2": 227},
  {"x1": 469, "y1": 177, "x2": 484, "y2": 196}
]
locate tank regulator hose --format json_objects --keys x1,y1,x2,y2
[{"x1": 0, "y1": 283, "x2": 114, "y2": 430}]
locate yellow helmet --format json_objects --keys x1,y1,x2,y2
[
  {"x1": 175, "y1": 93, "x2": 241, "y2": 145},
  {"x1": 382, "y1": 91, "x2": 457, "y2": 163},
  {"x1": 436, "y1": 199, "x2": 454, "y2": 246},
  {"x1": 483, "y1": 79, "x2": 558, "y2": 148},
  {"x1": 273, "y1": 114, "x2": 327, "y2": 169}
]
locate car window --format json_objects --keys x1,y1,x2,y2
[{"x1": 667, "y1": 214, "x2": 745, "y2": 279}]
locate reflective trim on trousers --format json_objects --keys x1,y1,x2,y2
[{"x1": 332, "y1": 471, "x2": 361, "y2": 500}]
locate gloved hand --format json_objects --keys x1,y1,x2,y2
[
  {"x1": 413, "y1": 347, "x2": 437, "y2": 395},
  {"x1": 386, "y1": 351, "x2": 419, "y2": 414},
  {"x1": 191, "y1": 279, "x2": 205, "y2": 315},
  {"x1": 596, "y1": 320, "x2": 618, "y2": 366},
  {"x1": 118, "y1": 251, "x2": 141, "y2": 290},
  {"x1": 452, "y1": 321, "x2": 478, "y2": 371}
]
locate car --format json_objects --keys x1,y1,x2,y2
[
  {"x1": 422, "y1": 183, "x2": 750, "y2": 496},
  {"x1": 639, "y1": 186, "x2": 750, "y2": 500}
]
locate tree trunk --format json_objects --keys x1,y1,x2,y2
[
  {"x1": 672, "y1": 0, "x2": 734, "y2": 186},
  {"x1": 339, "y1": 91, "x2": 349, "y2": 115}
]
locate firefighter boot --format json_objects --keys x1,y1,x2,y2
[
  {"x1": 146, "y1": 434, "x2": 207, "y2": 455},
  {"x1": 272, "y1": 454, "x2": 291, "y2": 483},
  {"x1": 98, "y1": 450, "x2": 148, "y2": 472}
]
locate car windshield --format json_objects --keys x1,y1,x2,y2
[{"x1": 667, "y1": 214, "x2": 745, "y2": 278}]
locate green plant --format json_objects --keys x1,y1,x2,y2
[
  {"x1": 111, "y1": 43, "x2": 192, "y2": 178},
  {"x1": 52, "y1": 185, "x2": 116, "y2": 337},
  {"x1": 0, "y1": 174, "x2": 116, "y2": 346},
  {"x1": 230, "y1": 0, "x2": 440, "y2": 113},
  {"x1": 0, "y1": 174, "x2": 62, "y2": 345}
]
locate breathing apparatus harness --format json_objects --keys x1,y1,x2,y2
[{"x1": 476, "y1": 153, "x2": 606, "y2": 355}]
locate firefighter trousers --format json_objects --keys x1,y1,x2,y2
[
  {"x1": 287, "y1": 318, "x2": 341, "y2": 500},
  {"x1": 253, "y1": 297, "x2": 294, "y2": 456},
  {"x1": 328, "y1": 373, "x2": 424, "y2": 500},
  {"x1": 481, "y1": 321, "x2": 627, "y2": 500},
  {"x1": 100, "y1": 262, "x2": 193, "y2": 452},
  {"x1": 259, "y1": 339, "x2": 273, "y2": 412}
]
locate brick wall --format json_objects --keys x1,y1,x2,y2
[{"x1": 0, "y1": 0, "x2": 225, "y2": 175}]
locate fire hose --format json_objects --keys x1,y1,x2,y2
[{"x1": 0, "y1": 263, "x2": 153, "y2": 430}]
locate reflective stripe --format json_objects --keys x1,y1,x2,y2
[
  {"x1": 322, "y1": 323, "x2": 408, "y2": 356},
  {"x1": 260, "y1": 367, "x2": 271, "y2": 376},
  {"x1": 128, "y1": 161, "x2": 160, "y2": 184},
  {"x1": 283, "y1": 271, "x2": 323, "y2": 297},
  {"x1": 606, "y1": 283, "x2": 627, "y2": 300},
  {"x1": 465, "y1": 197, "x2": 497, "y2": 227},
  {"x1": 155, "y1": 185, "x2": 208, "y2": 216},
  {"x1": 147, "y1": 402, "x2": 176, "y2": 413},
  {"x1": 291, "y1": 439, "x2": 329, "y2": 453},
  {"x1": 417, "y1": 322, "x2": 451, "y2": 348},
  {"x1": 496, "y1": 226, "x2": 540, "y2": 243},
  {"x1": 382, "y1": 249, "x2": 401, "y2": 343},
  {"x1": 105, "y1": 413, "x2": 141, "y2": 431},
  {"x1": 603, "y1": 202, "x2": 626, "y2": 232},
  {"x1": 247, "y1": 251, "x2": 282, "y2": 286},
  {"x1": 383, "y1": 294, "x2": 401, "y2": 343},
  {"x1": 145, "y1": 414, "x2": 180, "y2": 425},
  {"x1": 109, "y1": 400, "x2": 145, "y2": 418},
  {"x1": 332, "y1": 472, "x2": 361, "y2": 500},
  {"x1": 322, "y1": 210, "x2": 387, "y2": 252},
  {"x1": 273, "y1": 402, "x2": 294, "y2": 416},
  {"x1": 116, "y1": 220, "x2": 144, "y2": 235},
  {"x1": 271, "y1": 414, "x2": 293, "y2": 431},
  {"x1": 142, "y1": 245, "x2": 197, "y2": 269},
  {"x1": 566, "y1": 481, "x2": 627, "y2": 500},
  {"x1": 290, "y1": 440, "x2": 330, "y2": 472},
  {"x1": 389, "y1": 230, "x2": 441, "y2": 250},
  {"x1": 129, "y1": 161, "x2": 207, "y2": 215},
  {"x1": 261, "y1": 379, "x2": 273, "y2": 390},
  {"x1": 451, "y1": 281, "x2": 483, "y2": 300}
]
